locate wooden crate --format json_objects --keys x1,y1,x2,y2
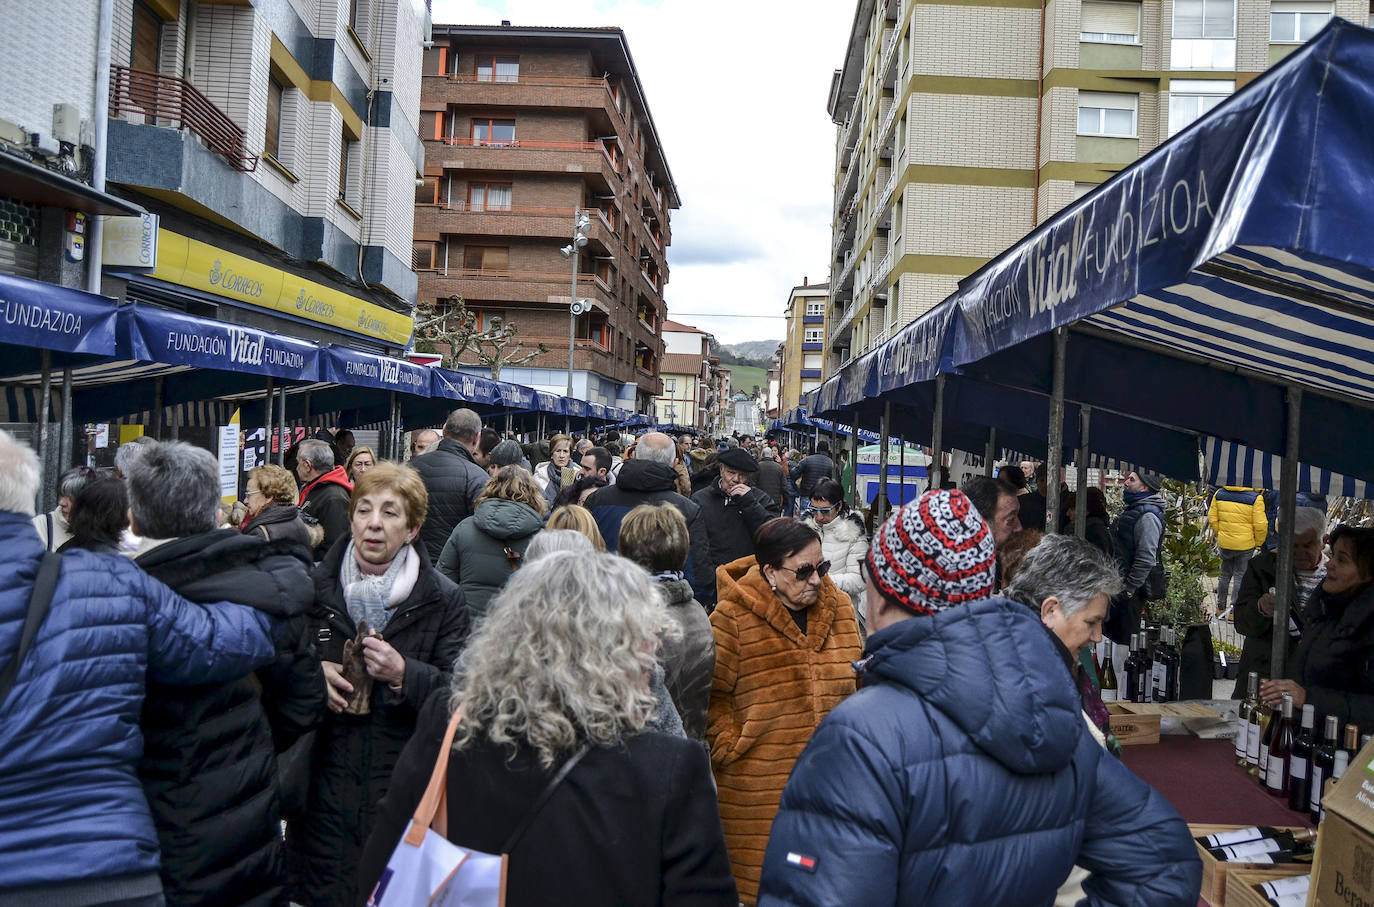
[
  {"x1": 1190, "y1": 823, "x2": 1310, "y2": 905},
  {"x1": 1222, "y1": 866, "x2": 1310, "y2": 907},
  {"x1": 1106, "y1": 702, "x2": 1161, "y2": 745}
]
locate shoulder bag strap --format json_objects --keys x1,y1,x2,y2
[
  {"x1": 0, "y1": 551, "x2": 62, "y2": 709},
  {"x1": 404, "y1": 705, "x2": 466, "y2": 846},
  {"x1": 45, "y1": 512, "x2": 54, "y2": 551},
  {"x1": 501, "y1": 741, "x2": 593, "y2": 854}
]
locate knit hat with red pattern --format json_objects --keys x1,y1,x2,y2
[{"x1": 866, "y1": 489, "x2": 998, "y2": 617}]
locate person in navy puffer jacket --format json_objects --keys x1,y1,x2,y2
[
  {"x1": 0, "y1": 429, "x2": 280, "y2": 907},
  {"x1": 758, "y1": 489, "x2": 1202, "y2": 907}
]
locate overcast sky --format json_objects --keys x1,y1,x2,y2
[{"x1": 429, "y1": 0, "x2": 856, "y2": 346}]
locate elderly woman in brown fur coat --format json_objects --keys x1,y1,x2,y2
[{"x1": 707, "y1": 517, "x2": 863, "y2": 904}]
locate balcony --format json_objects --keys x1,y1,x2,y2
[
  {"x1": 878, "y1": 31, "x2": 899, "y2": 87},
  {"x1": 419, "y1": 267, "x2": 617, "y2": 308},
  {"x1": 429, "y1": 136, "x2": 622, "y2": 190},
  {"x1": 424, "y1": 72, "x2": 626, "y2": 132},
  {"x1": 873, "y1": 248, "x2": 894, "y2": 289},
  {"x1": 109, "y1": 65, "x2": 257, "y2": 171},
  {"x1": 415, "y1": 202, "x2": 618, "y2": 251}
]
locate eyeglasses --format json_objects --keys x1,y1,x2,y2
[
  {"x1": 811, "y1": 505, "x2": 836, "y2": 515},
  {"x1": 245, "y1": 486, "x2": 264, "y2": 499},
  {"x1": 776, "y1": 560, "x2": 831, "y2": 581}
]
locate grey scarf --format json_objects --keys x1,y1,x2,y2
[{"x1": 340, "y1": 542, "x2": 410, "y2": 631}]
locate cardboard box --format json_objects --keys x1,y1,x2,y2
[
  {"x1": 1189, "y1": 823, "x2": 1311, "y2": 905},
  {"x1": 1223, "y1": 866, "x2": 1310, "y2": 907},
  {"x1": 1307, "y1": 736, "x2": 1374, "y2": 906}
]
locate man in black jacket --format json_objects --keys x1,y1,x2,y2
[
  {"x1": 755, "y1": 446, "x2": 793, "y2": 516},
  {"x1": 296, "y1": 438, "x2": 352, "y2": 558},
  {"x1": 693, "y1": 447, "x2": 780, "y2": 571},
  {"x1": 791, "y1": 441, "x2": 839, "y2": 517},
  {"x1": 127, "y1": 441, "x2": 323, "y2": 907},
  {"x1": 409, "y1": 408, "x2": 489, "y2": 563},
  {"x1": 587, "y1": 431, "x2": 716, "y2": 606}
]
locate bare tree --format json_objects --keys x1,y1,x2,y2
[{"x1": 413, "y1": 295, "x2": 550, "y2": 381}]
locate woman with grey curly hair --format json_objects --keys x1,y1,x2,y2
[{"x1": 358, "y1": 551, "x2": 737, "y2": 905}]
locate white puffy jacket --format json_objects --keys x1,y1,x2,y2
[{"x1": 805, "y1": 511, "x2": 868, "y2": 623}]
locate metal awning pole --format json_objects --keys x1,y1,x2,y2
[
  {"x1": 984, "y1": 426, "x2": 997, "y2": 477},
  {"x1": 931, "y1": 373, "x2": 946, "y2": 490},
  {"x1": 877, "y1": 399, "x2": 891, "y2": 524},
  {"x1": 261, "y1": 377, "x2": 273, "y2": 466},
  {"x1": 898, "y1": 434, "x2": 907, "y2": 504},
  {"x1": 505, "y1": 410, "x2": 513, "y2": 436},
  {"x1": 1272, "y1": 386, "x2": 1302, "y2": 679},
  {"x1": 276, "y1": 386, "x2": 287, "y2": 466},
  {"x1": 59, "y1": 366, "x2": 73, "y2": 474},
  {"x1": 850, "y1": 411, "x2": 860, "y2": 505},
  {"x1": 152, "y1": 376, "x2": 165, "y2": 441},
  {"x1": 564, "y1": 414, "x2": 570, "y2": 436},
  {"x1": 1045, "y1": 327, "x2": 1067, "y2": 533},
  {"x1": 38, "y1": 351, "x2": 52, "y2": 512},
  {"x1": 1075, "y1": 406, "x2": 1091, "y2": 538}
]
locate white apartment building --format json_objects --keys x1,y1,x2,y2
[{"x1": 826, "y1": 0, "x2": 1363, "y2": 371}]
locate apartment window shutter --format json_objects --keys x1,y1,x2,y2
[
  {"x1": 1174, "y1": 0, "x2": 1205, "y2": 36},
  {"x1": 1082, "y1": 1, "x2": 1140, "y2": 37}
]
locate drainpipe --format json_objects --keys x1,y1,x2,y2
[
  {"x1": 87, "y1": 0, "x2": 115, "y2": 295},
  {"x1": 1031, "y1": 0, "x2": 1047, "y2": 229}
]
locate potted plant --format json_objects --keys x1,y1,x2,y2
[
  {"x1": 1155, "y1": 480, "x2": 1222, "y2": 699},
  {"x1": 1213, "y1": 640, "x2": 1243, "y2": 680}
]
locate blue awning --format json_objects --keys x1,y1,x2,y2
[
  {"x1": 319, "y1": 345, "x2": 432, "y2": 397},
  {"x1": 120, "y1": 304, "x2": 320, "y2": 381},
  {"x1": 0, "y1": 272, "x2": 119, "y2": 369},
  {"x1": 1203, "y1": 437, "x2": 1370, "y2": 499}
]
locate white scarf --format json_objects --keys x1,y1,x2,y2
[{"x1": 340, "y1": 542, "x2": 420, "y2": 630}]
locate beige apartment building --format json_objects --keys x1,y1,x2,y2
[
  {"x1": 779, "y1": 280, "x2": 830, "y2": 413},
  {"x1": 825, "y1": 0, "x2": 1362, "y2": 370}
]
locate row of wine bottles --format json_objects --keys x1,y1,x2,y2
[
  {"x1": 1196, "y1": 824, "x2": 1317, "y2": 866},
  {"x1": 1093, "y1": 628, "x2": 1185, "y2": 703},
  {"x1": 1235, "y1": 671, "x2": 1367, "y2": 818}
]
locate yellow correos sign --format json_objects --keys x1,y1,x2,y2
[{"x1": 150, "y1": 229, "x2": 413, "y2": 346}]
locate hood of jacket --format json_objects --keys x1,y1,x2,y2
[
  {"x1": 656, "y1": 577, "x2": 695, "y2": 607},
  {"x1": 859, "y1": 597, "x2": 1083, "y2": 774},
  {"x1": 134, "y1": 528, "x2": 314, "y2": 617},
  {"x1": 243, "y1": 500, "x2": 300, "y2": 529},
  {"x1": 615, "y1": 459, "x2": 680, "y2": 493},
  {"x1": 471, "y1": 497, "x2": 545, "y2": 541},
  {"x1": 810, "y1": 511, "x2": 865, "y2": 544},
  {"x1": 1123, "y1": 490, "x2": 1166, "y2": 511},
  {"x1": 299, "y1": 465, "x2": 352, "y2": 504}
]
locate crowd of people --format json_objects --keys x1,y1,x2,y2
[{"x1": 8, "y1": 412, "x2": 1372, "y2": 906}]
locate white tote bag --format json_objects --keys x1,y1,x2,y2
[{"x1": 366, "y1": 708, "x2": 508, "y2": 906}]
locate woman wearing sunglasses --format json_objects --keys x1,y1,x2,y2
[
  {"x1": 803, "y1": 478, "x2": 870, "y2": 637},
  {"x1": 707, "y1": 517, "x2": 863, "y2": 904}
]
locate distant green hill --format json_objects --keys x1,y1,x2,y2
[{"x1": 723, "y1": 364, "x2": 766, "y2": 398}]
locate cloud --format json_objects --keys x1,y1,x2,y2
[{"x1": 428, "y1": 0, "x2": 855, "y2": 343}]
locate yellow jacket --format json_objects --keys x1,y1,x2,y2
[{"x1": 1207, "y1": 486, "x2": 1268, "y2": 551}]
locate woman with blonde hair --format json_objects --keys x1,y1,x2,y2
[
  {"x1": 546, "y1": 503, "x2": 606, "y2": 551},
  {"x1": 533, "y1": 433, "x2": 578, "y2": 508},
  {"x1": 358, "y1": 553, "x2": 736, "y2": 905},
  {"x1": 343, "y1": 446, "x2": 377, "y2": 483},
  {"x1": 239, "y1": 463, "x2": 316, "y2": 548},
  {"x1": 436, "y1": 465, "x2": 547, "y2": 619}
]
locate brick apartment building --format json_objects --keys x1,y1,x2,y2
[{"x1": 415, "y1": 23, "x2": 679, "y2": 412}]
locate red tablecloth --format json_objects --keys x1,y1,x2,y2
[{"x1": 1121, "y1": 735, "x2": 1314, "y2": 827}]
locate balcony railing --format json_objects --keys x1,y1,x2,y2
[
  {"x1": 873, "y1": 248, "x2": 894, "y2": 288},
  {"x1": 110, "y1": 65, "x2": 257, "y2": 171}
]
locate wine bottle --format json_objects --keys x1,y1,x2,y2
[
  {"x1": 1100, "y1": 642, "x2": 1118, "y2": 702},
  {"x1": 1139, "y1": 631, "x2": 1154, "y2": 703},
  {"x1": 1249, "y1": 688, "x2": 1271, "y2": 776},
  {"x1": 1197, "y1": 826, "x2": 1316, "y2": 851},
  {"x1": 1266, "y1": 693, "x2": 1295, "y2": 796},
  {"x1": 1092, "y1": 645, "x2": 1103, "y2": 687},
  {"x1": 1258, "y1": 701, "x2": 1278, "y2": 785},
  {"x1": 1288, "y1": 703, "x2": 1316, "y2": 812},
  {"x1": 1320, "y1": 750, "x2": 1351, "y2": 824},
  {"x1": 1262, "y1": 873, "x2": 1311, "y2": 905},
  {"x1": 1310, "y1": 714, "x2": 1339, "y2": 819},
  {"x1": 1343, "y1": 723, "x2": 1361, "y2": 761},
  {"x1": 1151, "y1": 630, "x2": 1168, "y2": 702},
  {"x1": 1168, "y1": 628, "x2": 1182, "y2": 702},
  {"x1": 1238, "y1": 672, "x2": 1260, "y2": 766}
]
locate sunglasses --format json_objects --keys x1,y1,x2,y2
[
  {"x1": 777, "y1": 560, "x2": 831, "y2": 581},
  {"x1": 811, "y1": 505, "x2": 836, "y2": 514}
]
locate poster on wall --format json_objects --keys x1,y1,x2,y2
[{"x1": 218, "y1": 414, "x2": 240, "y2": 503}]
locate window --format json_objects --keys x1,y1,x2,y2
[
  {"x1": 1073, "y1": 181, "x2": 1099, "y2": 200},
  {"x1": 804, "y1": 328, "x2": 824, "y2": 343},
  {"x1": 265, "y1": 74, "x2": 284, "y2": 160},
  {"x1": 1172, "y1": 0, "x2": 1235, "y2": 68},
  {"x1": 131, "y1": 0, "x2": 162, "y2": 74},
  {"x1": 471, "y1": 118, "x2": 515, "y2": 146},
  {"x1": 412, "y1": 242, "x2": 437, "y2": 270},
  {"x1": 467, "y1": 182, "x2": 512, "y2": 211},
  {"x1": 805, "y1": 300, "x2": 825, "y2": 316},
  {"x1": 415, "y1": 177, "x2": 439, "y2": 205},
  {"x1": 475, "y1": 309, "x2": 506, "y2": 331},
  {"x1": 423, "y1": 45, "x2": 450, "y2": 75},
  {"x1": 576, "y1": 313, "x2": 608, "y2": 345},
  {"x1": 803, "y1": 354, "x2": 823, "y2": 369},
  {"x1": 1077, "y1": 91, "x2": 1138, "y2": 137},
  {"x1": 1270, "y1": 1, "x2": 1331, "y2": 40},
  {"x1": 1168, "y1": 79, "x2": 1233, "y2": 134},
  {"x1": 463, "y1": 246, "x2": 509, "y2": 271},
  {"x1": 1080, "y1": 0, "x2": 1141, "y2": 42},
  {"x1": 475, "y1": 55, "x2": 519, "y2": 83},
  {"x1": 664, "y1": 378, "x2": 677, "y2": 394},
  {"x1": 338, "y1": 133, "x2": 355, "y2": 204}
]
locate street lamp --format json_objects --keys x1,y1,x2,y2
[{"x1": 560, "y1": 208, "x2": 592, "y2": 400}]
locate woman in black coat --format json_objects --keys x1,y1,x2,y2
[
  {"x1": 358, "y1": 551, "x2": 736, "y2": 906},
  {"x1": 1262, "y1": 526, "x2": 1374, "y2": 732},
  {"x1": 288, "y1": 463, "x2": 469, "y2": 907}
]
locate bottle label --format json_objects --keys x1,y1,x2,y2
[
  {"x1": 1100, "y1": 687, "x2": 1117, "y2": 703},
  {"x1": 1266, "y1": 755, "x2": 1286, "y2": 791},
  {"x1": 1204, "y1": 827, "x2": 1264, "y2": 848},
  {"x1": 1259, "y1": 744, "x2": 1270, "y2": 778},
  {"x1": 1310, "y1": 768, "x2": 1325, "y2": 812},
  {"x1": 1236, "y1": 721, "x2": 1250, "y2": 759},
  {"x1": 1290, "y1": 757, "x2": 1307, "y2": 781},
  {"x1": 1247, "y1": 723, "x2": 1261, "y2": 762},
  {"x1": 1220, "y1": 838, "x2": 1281, "y2": 860}
]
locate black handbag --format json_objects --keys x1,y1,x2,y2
[
  {"x1": 1144, "y1": 562, "x2": 1168, "y2": 601},
  {"x1": 0, "y1": 552, "x2": 62, "y2": 708}
]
